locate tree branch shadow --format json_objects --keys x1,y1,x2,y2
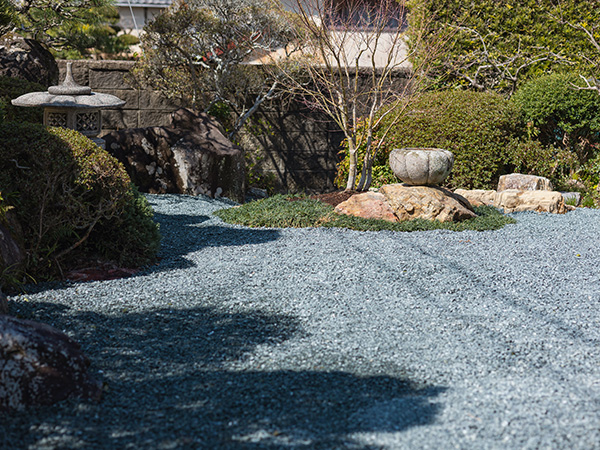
[{"x1": 3, "y1": 301, "x2": 445, "y2": 449}]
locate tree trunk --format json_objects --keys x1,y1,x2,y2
[
  {"x1": 346, "y1": 141, "x2": 358, "y2": 190},
  {"x1": 357, "y1": 156, "x2": 373, "y2": 191}
]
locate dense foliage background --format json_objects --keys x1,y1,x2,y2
[{"x1": 407, "y1": 0, "x2": 600, "y2": 95}]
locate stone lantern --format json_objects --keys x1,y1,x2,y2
[{"x1": 11, "y1": 62, "x2": 125, "y2": 149}]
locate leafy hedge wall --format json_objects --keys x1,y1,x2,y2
[{"x1": 407, "y1": 0, "x2": 600, "y2": 95}]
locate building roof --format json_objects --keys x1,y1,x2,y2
[{"x1": 115, "y1": 0, "x2": 171, "y2": 8}]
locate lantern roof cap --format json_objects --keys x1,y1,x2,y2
[{"x1": 11, "y1": 62, "x2": 125, "y2": 109}]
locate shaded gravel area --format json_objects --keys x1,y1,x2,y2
[{"x1": 3, "y1": 193, "x2": 600, "y2": 449}]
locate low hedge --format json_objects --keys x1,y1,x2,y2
[{"x1": 0, "y1": 122, "x2": 160, "y2": 283}]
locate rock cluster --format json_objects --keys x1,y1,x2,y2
[
  {"x1": 455, "y1": 173, "x2": 567, "y2": 214},
  {"x1": 455, "y1": 189, "x2": 567, "y2": 214},
  {"x1": 103, "y1": 108, "x2": 246, "y2": 203},
  {"x1": 335, "y1": 184, "x2": 476, "y2": 223},
  {"x1": 0, "y1": 315, "x2": 102, "y2": 411}
]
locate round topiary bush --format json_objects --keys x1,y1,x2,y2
[
  {"x1": 0, "y1": 122, "x2": 160, "y2": 283},
  {"x1": 337, "y1": 89, "x2": 576, "y2": 190}
]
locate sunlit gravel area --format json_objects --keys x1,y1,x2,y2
[{"x1": 3, "y1": 193, "x2": 600, "y2": 449}]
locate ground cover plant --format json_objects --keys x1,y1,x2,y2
[{"x1": 214, "y1": 194, "x2": 516, "y2": 232}]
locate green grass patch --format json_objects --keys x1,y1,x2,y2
[{"x1": 214, "y1": 194, "x2": 516, "y2": 232}]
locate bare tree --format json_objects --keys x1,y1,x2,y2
[
  {"x1": 130, "y1": 0, "x2": 295, "y2": 139},
  {"x1": 268, "y1": 0, "x2": 444, "y2": 191}
]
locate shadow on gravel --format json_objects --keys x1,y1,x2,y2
[
  {"x1": 16, "y1": 213, "x2": 282, "y2": 296},
  {"x1": 4, "y1": 302, "x2": 444, "y2": 449},
  {"x1": 147, "y1": 212, "x2": 282, "y2": 274}
]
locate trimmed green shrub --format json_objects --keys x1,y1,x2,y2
[
  {"x1": 337, "y1": 90, "x2": 526, "y2": 190},
  {"x1": 0, "y1": 122, "x2": 160, "y2": 282},
  {"x1": 512, "y1": 72, "x2": 600, "y2": 164},
  {"x1": 511, "y1": 72, "x2": 600, "y2": 202},
  {"x1": 0, "y1": 76, "x2": 45, "y2": 124},
  {"x1": 505, "y1": 138, "x2": 577, "y2": 185},
  {"x1": 89, "y1": 184, "x2": 161, "y2": 268}
]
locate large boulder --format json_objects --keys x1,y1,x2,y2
[
  {"x1": 334, "y1": 191, "x2": 398, "y2": 222},
  {"x1": 0, "y1": 36, "x2": 58, "y2": 86},
  {"x1": 334, "y1": 184, "x2": 476, "y2": 223},
  {"x1": 497, "y1": 173, "x2": 553, "y2": 191},
  {"x1": 0, "y1": 315, "x2": 101, "y2": 411},
  {"x1": 455, "y1": 188, "x2": 567, "y2": 214},
  {"x1": 380, "y1": 184, "x2": 476, "y2": 222},
  {"x1": 103, "y1": 109, "x2": 246, "y2": 203}
]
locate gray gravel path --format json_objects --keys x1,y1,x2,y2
[{"x1": 3, "y1": 193, "x2": 600, "y2": 449}]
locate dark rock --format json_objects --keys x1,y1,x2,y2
[
  {"x1": 103, "y1": 108, "x2": 246, "y2": 203},
  {"x1": 0, "y1": 315, "x2": 102, "y2": 411},
  {"x1": 0, "y1": 35, "x2": 58, "y2": 86}
]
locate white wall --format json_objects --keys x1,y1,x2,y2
[{"x1": 117, "y1": 6, "x2": 166, "y2": 33}]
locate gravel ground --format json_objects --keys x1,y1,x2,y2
[{"x1": 3, "y1": 193, "x2": 600, "y2": 449}]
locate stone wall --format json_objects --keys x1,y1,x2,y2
[{"x1": 57, "y1": 60, "x2": 410, "y2": 194}]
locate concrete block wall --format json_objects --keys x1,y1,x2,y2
[{"x1": 57, "y1": 60, "x2": 181, "y2": 134}]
